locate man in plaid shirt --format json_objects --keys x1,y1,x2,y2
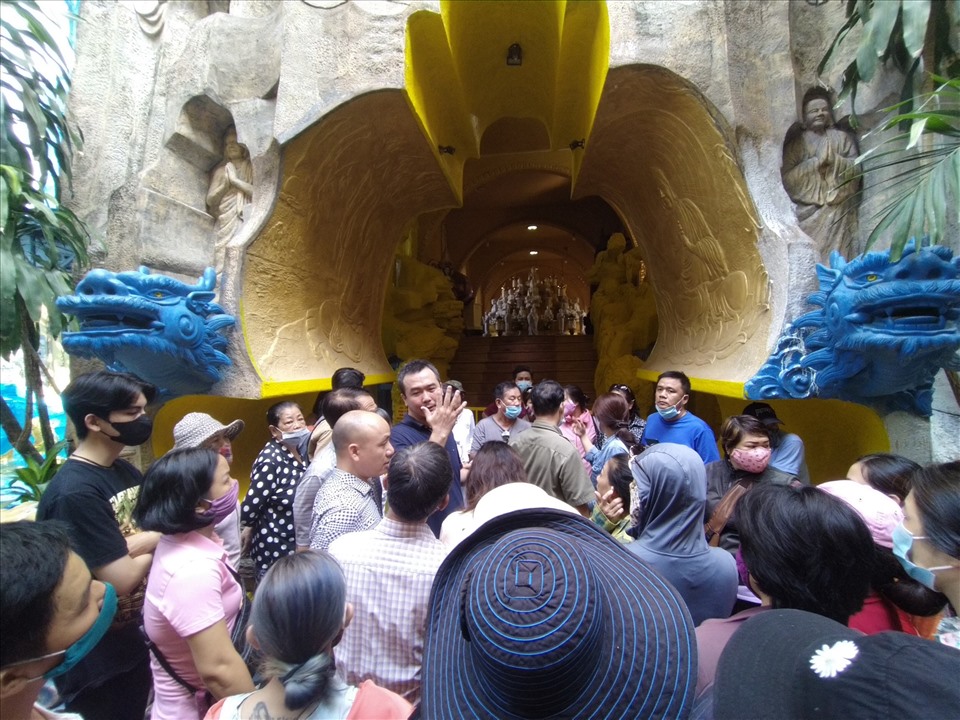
[{"x1": 329, "y1": 442, "x2": 452, "y2": 703}]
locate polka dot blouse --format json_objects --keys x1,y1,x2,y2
[{"x1": 240, "y1": 439, "x2": 307, "y2": 579}]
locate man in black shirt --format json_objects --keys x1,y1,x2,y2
[{"x1": 37, "y1": 370, "x2": 158, "y2": 720}]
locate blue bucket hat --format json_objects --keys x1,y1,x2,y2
[{"x1": 419, "y1": 509, "x2": 697, "y2": 719}]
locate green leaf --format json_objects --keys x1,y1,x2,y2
[
  {"x1": 0, "y1": 244, "x2": 16, "y2": 305},
  {"x1": 14, "y1": 259, "x2": 46, "y2": 323},
  {"x1": 857, "y1": 0, "x2": 901, "y2": 82},
  {"x1": 907, "y1": 116, "x2": 928, "y2": 148},
  {"x1": 0, "y1": 178, "x2": 8, "y2": 233},
  {"x1": 865, "y1": 143, "x2": 960, "y2": 256},
  {"x1": 871, "y1": 0, "x2": 902, "y2": 59},
  {"x1": 856, "y1": 10, "x2": 880, "y2": 82},
  {"x1": 902, "y1": 0, "x2": 932, "y2": 58},
  {"x1": 817, "y1": 8, "x2": 863, "y2": 78}
]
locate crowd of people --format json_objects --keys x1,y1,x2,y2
[{"x1": 1, "y1": 363, "x2": 958, "y2": 720}]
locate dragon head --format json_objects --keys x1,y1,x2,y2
[
  {"x1": 56, "y1": 267, "x2": 235, "y2": 398},
  {"x1": 802, "y1": 242, "x2": 960, "y2": 360},
  {"x1": 748, "y1": 242, "x2": 960, "y2": 415}
]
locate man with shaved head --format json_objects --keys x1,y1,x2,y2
[
  {"x1": 309, "y1": 410, "x2": 395, "y2": 552},
  {"x1": 294, "y1": 388, "x2": 378, "y2": 551}
]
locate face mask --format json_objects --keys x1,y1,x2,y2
[
  {"x1": 218, "y1": 445, "x2": 233, "y2": 464},
  {"x1": 562, "y1": 401, "x2": 577, "y2": 416},
  {"x1": 892, "y1": 522, "x2": 951, "y2": 591},
  {"x1": 504, "y1": 405, "x2": 522, "y2": 420},
  {"x1": 656, "y1": 403, "x2": 680, "y2": 421},
  {"x1": 280, "y1": 427, "x2": 310, "y2": 446},
  {"x1": 730, "y1": 447, "x2": 771, "y2": 474},
  {"x1": 103, "y1": 415, "x2": 153, "y2": 446},
  {"x1": 516, "y1": 381, "x2": 532, "y2": 392},
  {"x1": 21, "y1": 583, "x2": 118, "y2": 681},
  {"x1": 197, "y1": 480, "x2": 239, "y2": 525}
]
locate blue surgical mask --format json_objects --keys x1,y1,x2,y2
[
  {"x1": 504, "y1": 405, "x2": 522, "y2": 420},
  {"x1": 516, "y1": 381, "x2": 532, "y2": 392},
  {"x1": 892, "y1": 522, "x2": 951, "y2": 591},
  {"x1": 657, "y1": 403, "x2": 680, "y2": 421},
  {"x1": 20, "y1": 583, "x2": 118, "y2": 681}
]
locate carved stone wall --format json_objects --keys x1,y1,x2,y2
[{"x1": 63, "y1": 1, "x2": 956, "y2": 466}]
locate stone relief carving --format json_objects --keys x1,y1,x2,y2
[
  {"x1": 781, "y1": 87, "x2": 861, "y2": 262},
  {"x1": 246, "y1": 90, "x2": 459, "y2": 384},
  {"x1": 381, "y1": 253, "x2": 463, "y2": 376},
  {"x1": 130, "y1": 0, "x2": 167, "y2": 36},
  {"x1": 588, "y1": 233, "x2": 659, "y2": 393},
  {"x1": 56, "y1": 266, "x2": 235, "y2": 398},
  {"x1": 258, "y1": 297, "x2": 365, "y2": 374},
  {"x1": 206, "y1": 126, "x2": 253, "y2": 275},
  {"x1": 745, "y1": 242, "x2": 960, "y2": 416},
  {"x1": 651, "y1": 169, "x2": 767, "y2": 365}
]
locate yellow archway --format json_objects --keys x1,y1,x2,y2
[{"x1": 158, "y1": 0, "x2": 887, "y2": 486}]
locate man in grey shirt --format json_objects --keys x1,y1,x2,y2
[{"x1": 470, "y1": 381, "x2": 531, "y2": 458}]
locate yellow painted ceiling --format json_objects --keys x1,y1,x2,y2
[{"x1": 405, "y1": 0, "x2": 610, "y2": 199}]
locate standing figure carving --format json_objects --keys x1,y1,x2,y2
[
  {"x1": 781, "y1": 87, "x2": 861, "y2": 261},
  {"x1": 207, "y1": 126, "x2": 253, "y2": 272},
  {"x1": 526, "y1": 302, "x2": 539, "y2": 336}
]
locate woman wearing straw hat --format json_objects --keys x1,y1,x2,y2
[{"x1": 172, "y1": 413, "x2": 245, "y2": 569}]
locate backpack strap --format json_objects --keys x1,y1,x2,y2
[{"x1": 141, "y1": 627, "x2": 200, "y2": 694}]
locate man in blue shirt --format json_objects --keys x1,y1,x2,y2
[
  {"x1": 641, "y1": 370, "x2": 720, "y2": 463},
  {"x1": 390, "y1": 359, "x2": 467, "y2": 536}
]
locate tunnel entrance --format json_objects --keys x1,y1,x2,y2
[{"x1": 154, "y1": 1, "x2": 889, "y2": 488}]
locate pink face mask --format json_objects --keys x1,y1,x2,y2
[
  {"x1": 563, "y1": 401, "x2": 577, "y2": 417},
  {"x1": 730, "y1": 446, "x2": 771, "y2": 474},
  {"x1": 218, "y1": 445, "x2": 233, "y2": 464}
]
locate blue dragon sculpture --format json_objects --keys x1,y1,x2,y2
[
  {"x1": 746, "y1": 242, "x2": 960, "y2": 416},
  {"x1": 56, "y1": 267, "x2": 235, "y2": 398}
]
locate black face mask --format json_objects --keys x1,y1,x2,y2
[{"x1": 103, "y1": 415, "x2": 153, "y2": 446}]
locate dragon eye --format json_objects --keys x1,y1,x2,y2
[
  {"x1": 153, "y1": 291, "x2": 166, "y2": 298},
  {"x1": 865, "y1": 274, "x2": 879, "y2": 282}
]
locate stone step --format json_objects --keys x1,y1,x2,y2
[{"x1": 448, "y1": 334, "x2": 599, "y2": 402}]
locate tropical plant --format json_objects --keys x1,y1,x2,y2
[
  {"x1": 817, "y1": 0, "x2": 959, "y2": 259},
  {"x1": 855, "y1": 76, "x2": 958, "y2": 257},
  {"x1": 1, "y1": 0, "x2": 89, "y2": 466},
  {"x1": 9, "y1": 438, "x2": 67, "y2": 502}
]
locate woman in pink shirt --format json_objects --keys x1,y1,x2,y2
[
  {"x1": 134, "y1": 448, "x2": 254, "y2": 719},
  {"x1": 559, "y1": 385, "x2": 595, "y2": 474}
]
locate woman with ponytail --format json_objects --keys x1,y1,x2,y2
[
  {"x1": 572, "y1": 392, "x2": 633, "y2": 486},
  {"x1": 204, "y1": 551, "x2": 411, "y2": 720}
]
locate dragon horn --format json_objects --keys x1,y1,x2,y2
[{"x1": 200, "y1": 267, "x2": 217, "y2": 291}]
